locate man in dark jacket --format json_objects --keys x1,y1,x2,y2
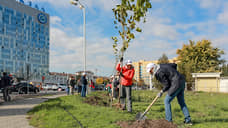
[
  {"x1": 1, "y1": 72, "x2": 11, "y2": 102},
  {"x1": 80, "y1": 72, "x2": 87, "y2": 97},
  {"x1": 146, "y1": 63, "x2": 192, "y2": 125}
]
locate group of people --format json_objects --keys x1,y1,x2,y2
[
  {"x1": 112, "y1": 57, "x2": 192, "y2": 125},
  {"x1": 0, "y1": 72, "x2": 13, "y2": 102},
  {"x1": 66, "y1": 72, "x2": 88, "y2": 97}
]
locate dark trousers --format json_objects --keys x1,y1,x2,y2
[
  {"x1": 3, "y1": 87, "x2": 11, "y2": 102},
  {"x1": 77, "y1": 86, "x2": 82, "y2": 93},
  {"x1": 81, "y1": 84, "x2": 87, "y2": 97},
  {"x1": 120, "y1": 85, "x2": 132, "y2": 112}
]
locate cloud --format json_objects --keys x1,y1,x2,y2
[
  {"x1": 218, "y1": 3, "x2": 228, "y2": 26},
  {"x1": 195, "y1": 0, "x2": 223, "y2": 9},
  {"x1": 50, "y1": 16, "x2": 62, "y2": 25}
]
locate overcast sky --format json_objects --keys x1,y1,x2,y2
[{"x1": 23, "y1": 0, "x2": 228, "y2": 76}]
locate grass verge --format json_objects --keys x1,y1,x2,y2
[{"x1": 28, "y1": 90, "x2": 228, "y2": 128}]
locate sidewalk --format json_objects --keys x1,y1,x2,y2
[{"x1": 0, "y1": 94, "x2": 66, "y2": 128}]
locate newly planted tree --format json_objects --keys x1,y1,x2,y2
[{"x1": 112, "y1": 0, "x2": 152, "y2": 58}]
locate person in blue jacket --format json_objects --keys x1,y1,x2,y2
[{"x1": 146, "y1": 63, "x2": 192, "y2": 125}]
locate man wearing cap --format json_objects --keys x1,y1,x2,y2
[
  {"x1": 146, "y1": 63, "x2": 192, "y2": 125},
  {"x1": 116, "y1": 58, "x2": 135, "y2": 112}
]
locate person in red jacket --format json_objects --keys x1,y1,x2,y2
[{"x1": 116, "y1": 58, "x2": 135, "y2": 112}]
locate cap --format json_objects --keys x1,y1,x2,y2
[
  {"x1": 146, "y1": 63, "x2": 156, "y2": 73},
  {"x1": 82, "y1": 72, "x2": 86, "y2": 75},
  {"x1": 125, "y1": 60, "x2": 132, "y2": 65}
]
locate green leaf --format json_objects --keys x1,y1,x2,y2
[{"x1": 136, "y1": 27, "x2": 142, "y2": 32}]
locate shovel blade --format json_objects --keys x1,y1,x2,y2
[{"x1": 136, "y1": 112, "x2": 147, "y2": 120}]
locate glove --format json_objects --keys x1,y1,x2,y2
[
  {"x1": 120, "y1": 72, "x2": 124, "y2": 78},
  {"x1": 157, "y1": 90, "x2": 163, "y2": 98},
  {"x1": 120, "y1": 57, "x2": 123, "y2": 62}
]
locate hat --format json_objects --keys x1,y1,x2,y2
[
  {"x1": 82, "y1": 72, "x2": 86, "y2": 75},
  {"x1": 125, "y1": 60, "x2": 132, "y2": 65},
  {"x1": 146, "y1": 63, "x2": 156, "y2": 72}
]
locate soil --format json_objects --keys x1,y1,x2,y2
[
  {"x1": 84, "y1": 96, "x2": 109, "y2": 106},
  {"x1": 117, "y1": 119, "x2": 177, "y2": 128}
]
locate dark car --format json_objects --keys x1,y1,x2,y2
[{"x1": 9, "y1": 83, "x2": 40, "y2": 94}]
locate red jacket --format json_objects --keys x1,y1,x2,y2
[{"x1": 116, "y1": 63, "x2": 135, "y2": 86}]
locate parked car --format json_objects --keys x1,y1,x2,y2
[
  {"x1": 8, "y1": 82, "x2": 40, "y2": 94},
  {"x1": 58, "y1": 84, "x2": 67, "y2": 91},
  {"x1": 51, "y1": 84, "x2": 59, "y2": 91},
  {"x1": 43, "y1": 84, "x2": 53, "y2": 90}
]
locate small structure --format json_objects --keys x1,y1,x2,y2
[
  {"x1": 192, "y1": 73, "x2": 221, "y2": 92},
  {"x1": 220, "y1": 77, "x2": 228, "y2": 93}
]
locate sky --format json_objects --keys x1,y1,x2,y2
[{"x1": 22, "y1": 0, "x2": 228, "y2": 76}]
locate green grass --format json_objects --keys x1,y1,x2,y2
[{"x1": 28, "y1": 90, "x2": 228, "y2": 128}]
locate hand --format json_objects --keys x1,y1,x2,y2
[
  {"x1": 120, "y1": 72, "x2": 124, "y2": 78},
  {"x1": 120, "y1": 57, "x2": 123, "y2": 62},
  {"x1": 157, "y1": 90, "x2": 163, "y2": 98}
]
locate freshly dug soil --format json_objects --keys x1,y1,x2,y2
[
  {"x1": 84, "y1": 96, "x2": 109, "y2": 106},
  {"x1": 117, "y1": 119, "x2": 177, "y2": 128}
]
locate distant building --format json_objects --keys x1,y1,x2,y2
[
  {"x1": 192, "y1": 72, "x2": 228, "y2": 93},
  {"x1": 0, "y1": 0, "x2": 49, "y2": 81},
  {"x1": 132, "y1": 57, "x2": 178, "y2": 86}
]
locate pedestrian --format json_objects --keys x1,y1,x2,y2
[
  {"x1": 146, "y1": 63, "x2": 192, "y2": 125},
  {"x1": 77, "y1": 78, "x2": 82, "y2": 94},
  {"x1": 66, "y1": 77, "x2": 71, "y2": 95},
  {"x1": 112, "y1": 74, "x2": 120, "y2": 99},
  {"x1": 116, "y1": 58, "x2": 135, "y2": 112},
  {"x1": 1, "y1": 72, "x2": 11, "y2": 102},
  {"x1": 70, "y1": 76, "x2": 76, "y2": 95},
  {"x1": 81, "y1": 72, "x2": 87, "y2": 97}
]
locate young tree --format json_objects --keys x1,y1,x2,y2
[
  {"x1": 112, "y1": 0, "x2": 152, "y2": 58},
  {"x1": 158, "y1": 53, "x2": 169, "y2": 64},
  {"x1": 176, "y1": 40, "x2": 225, "y2": 86}
]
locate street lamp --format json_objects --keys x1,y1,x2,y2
[{"x1": 70, "y1": 0, "x2": 86, "y2": 73}]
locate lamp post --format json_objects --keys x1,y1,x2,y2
[{"x1": 70, "y1": 0, "x2": 86, "y2": 73}]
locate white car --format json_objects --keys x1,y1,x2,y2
[
  {"x1": 58, "y1": 84, "x2": 67, "y2": 91},
  {"x1": 43, "y1": 84, "x2": 53, "y2": 90},
  {"x1": 52, "y1": 84, "x2": 59, "y2": 91}
]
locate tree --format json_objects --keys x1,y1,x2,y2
[
  {"x1": 112, "y1": 0, "x2": 152, "y2": 59},
  {"x1": 158, "y1": 53, "x2": 169, "y2": 64},
  {"x1": 176, "y1": 40, "x2": 225, "y2": 88},
  {"x1": 221, "y1": 64, "x2": 228, "y2": 76}
]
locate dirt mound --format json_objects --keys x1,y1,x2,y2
[
  {"x1": 117, "y1": 119, "x2": 177, "y2": 128},
  {"x1": 84, "y1": 96, "x2": 108, "y2": 106}
]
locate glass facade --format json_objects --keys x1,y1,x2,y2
[{"x1": 0, "y1": 0, "x2": 49, "y2": 80}]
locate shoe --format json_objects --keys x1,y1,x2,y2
[{"x1": 184, "y1": 121, "x2": 193, "y2": 126}]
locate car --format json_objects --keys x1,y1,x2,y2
[
  {"x1": 58, "y1": 84, "x2": 67, "y2": 91},
  {"x1": 8, "y1": 82, "x2": 40, "y2": 94},
  {"x1": 51, "y1": 84, "x2": 59, "y2": 91},
  {"x1": 42, "y1": 84, "x2": 53, "y2": 90}
]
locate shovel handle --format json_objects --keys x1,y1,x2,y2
[{"x1": 142, "y1": 95, "x2": 159, "y2": 116}]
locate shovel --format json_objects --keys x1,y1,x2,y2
[{"x1": 136, "y1": 95, "x2": 159, "y2": 120}]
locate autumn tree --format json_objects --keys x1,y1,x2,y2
[
  {"x1": 158, "y1": 53, "x2": 169, "y2": 64},
  {"x1": 112, "y1": 0, "x2": 152, "y2": 59},
  {"x1": 176, "y1": 40, "x2": 225, "y2": 88},
  {"x1": 221, "y1": 64, "x2": 228, "y2": 76}
]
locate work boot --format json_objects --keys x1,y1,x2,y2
[{"x1": 184, "y1": 120, "x2": 193, "y2": 126}]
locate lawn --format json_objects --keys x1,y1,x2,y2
[{"x1": 28, "y1": 90, "x2": 228, "y2": 128}]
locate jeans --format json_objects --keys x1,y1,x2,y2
[
  {"x1": 81, "y1": 84, "x2": 87, "y2": 97},
  {"x1": 120, "y1": 86, "x2": 132, "y2": 112},
  {"x1": 164, "y1": 82, "x2": 191, "y2": 122}
]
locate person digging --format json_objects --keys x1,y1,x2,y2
[
  {"x1": 116, "y1": 58, "x2": 135, "y2": 113},
  {"x1": 146, "y1": 63, "x2": 193, "y2": 125}
]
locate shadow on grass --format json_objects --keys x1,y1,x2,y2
[
  {"x1": 193, "y1": 118, "x2": 228, "y2": 124},
  {"x1": 28, "y1": 98, "x2": 74, "y2": 114}
]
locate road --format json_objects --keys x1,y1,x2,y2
[{"x1": 0, "y1": 91, "x2": 66, "y2": 128}]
